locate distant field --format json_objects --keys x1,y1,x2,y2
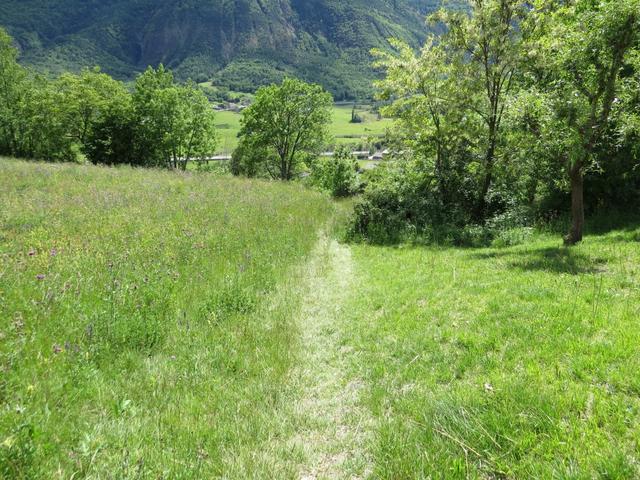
[
  {"x1": 214, "y1": 104, "x2": 393, "y2": 153},
  {"x1": 214, "y1": 110, "x2": 243, "y2": 153},
  {"x1": 0, "y1": 158, "x2": 334, "y2": 478}
]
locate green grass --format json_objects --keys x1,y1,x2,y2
[
  {"x1": 3, "y1": 157, "x2": 639, "y2": 478},
  {"x1": 213, "y1": 105, "x2": 393, "y2": 154},
  {"x1": 329, "y1": 105, "x2": 393, "y2": 141},
  {"x1": 340, "y1": 228, "x2": 640, "y2": 478},
  {"x1": 214, "y1": 110, "x2": 243, "y2": 154},
  {"x1": 0, "y1": 158, "x2": 334, "y2": 478}
]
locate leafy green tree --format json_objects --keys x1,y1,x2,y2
[
  {"x1": 230, "y1": 137, "x2": 274, "y2": 178},
  {"x1": 15, "y1": 75, "x2": 76, "y2": 162},
  {"x1": 237, "y1": 78, "x2": 333, "y2": 180},
  {"x1": 83, "y1": 96, "x2": 139, "y2": 166},
  {"x1": 133, "y1": 65, "x2": 217, "y2": 169},
  {"x1": 528, "y1": 0, "x2": 640, "y2": 244},
  {"x1": 0, "y1": 28, "x2": 27, "y2": 156},
  {"x1": 431, "y1": 0, "x2": 526, "y2": 221},
  {"x1": 373, "y1": 37, "x2": 472, "y2": 210},
  {"x1": 55, "y1": 68, "x2": 130, "y2": 146},
  {"x1": 374, "y1": 1, "x2": 526, "y2": 222}
]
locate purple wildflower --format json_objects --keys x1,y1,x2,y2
[{"x1": 36, "y1": 274, "x2": 46, "y2": 280}]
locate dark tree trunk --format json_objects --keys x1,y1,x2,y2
[
  {"x1": 474, "y1": 137, "x2": 496, "y2": 223},
  {"x1": 565, "y1": 162, "x2": 585, "y2": 245}
]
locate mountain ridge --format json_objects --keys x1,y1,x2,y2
[{"x1": 0, "y1": 0, "x2": 448, "y2": 98}]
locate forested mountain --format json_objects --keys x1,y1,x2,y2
[{"x1": 0, "y1": 0, "x2": 448, "y2": 98}]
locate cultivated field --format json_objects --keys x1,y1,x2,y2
[
  {"x1": 2, "y1": 159, "x2": 639, "y2": 478},
  {"x1": 214, "y1": 105, "x2": 393, "y2": 154}
]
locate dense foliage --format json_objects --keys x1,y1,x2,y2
[
  {"x1": 309, "y1": 146, "x2": 361, "y2": 197},
  {"x1": 0, "y1": 30, "x2": 217, "y2": 168},
  {"x1": 233, "y1": 78, "x2": 333, "y2": 180},
  {"x1": 353, "y1": 0, "x2": 640, "y2": 245}
]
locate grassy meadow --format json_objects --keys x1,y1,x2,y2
[
  {"x1": 2, "y1": 158, "x2": 640, "y2": 479},
  {"x1": 341, "y1": 227, "x2": 640, "y2": 478},
  {"x1": 0, "y1": 158, "x2": 335, "y2": 478},
  {"x1": 214, "y1": 104, "x2": 392, "y2": 153}
]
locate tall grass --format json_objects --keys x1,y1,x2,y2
[{"x1": 0, "y1": 158, "x2": 333, "y2": 478}]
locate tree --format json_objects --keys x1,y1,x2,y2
[
  {"x1": 133, "y1": 66, "x2": 217, "y2": 169},
  {"x1": 310, "y1": 146, "x2": 360, "y2": 197},
  {"x1": 230, "y1": 137, "x2": 274, "y2": 178},
  {"x1": 432, "y1": 0, "x2": 526, "y2": 221},
  {"x1": 237, "y1": 78, "x2": 333, "y2": 180},
  {"x1": 529, "y1": 0, "x2": 640, "y2": 244},
  {"x1": 83, "y1": 96, "x2": 139, "y2": 166},
  {"x1": 0, "y1": 28, "x2": 27, "y2": 156},
  {"x1": 55, "y1": 68, "x2": 130, "y2": 146},
  {"x1": 18, "y1": 75, "x2": 76, "y2": 162},
  {"x1": 373, "y1": 1, "x2": 526, "y2": 222},
  {"x1": 373, "y1": 37, "x2": 472, "y2": 210}
]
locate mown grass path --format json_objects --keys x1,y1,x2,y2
[{"x1": 291, "y1": 237, "x2": 372, "y2": 480}]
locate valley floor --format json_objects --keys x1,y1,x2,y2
[{"x1": 2, "y1": 159, "x2": 640, "y2": 479}]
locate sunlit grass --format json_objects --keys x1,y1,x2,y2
[
  {"x1": 0, "y1": 158, "x2": 334, "y2": 478},
  {"x1": 328, "y1": 105, "x2": 393, "y2": 140},
  {"x1": 342, "y1": 228, "x2": 640, "y2": 478}
]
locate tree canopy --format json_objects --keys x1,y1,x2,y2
[{"x1": 237, "y1": 78, "x2": 333, "y2": 180}]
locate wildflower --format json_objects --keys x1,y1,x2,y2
[
  {"x1": 50, "y1": 248, "x2": 58, "y2": 257},
  {"x1": 53, "y1": 344, "x2": 63, "y2": 354},
  {"x1": 36, "y1": 274, "x2": 46, "y2": 280}
]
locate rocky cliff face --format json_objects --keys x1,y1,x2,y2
[{"x1": 0, "y1": 0, "x2": 446, "y2": 97}]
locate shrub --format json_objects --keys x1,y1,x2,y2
[
  {"x1": 349, "y1": 159, "x2": 458, "y2": 243},
  {"x1": 310, "y1": 146, "x2": 360, "y2": 197}
]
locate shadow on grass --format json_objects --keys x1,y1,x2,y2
[
  {"x1": 470, "y1": 247, "x2": 608, "y2": 275},
  {"x1": 585, "y1": 211, "x2": 640, "y2": 236}
]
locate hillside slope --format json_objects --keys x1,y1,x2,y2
[{"x1": 0, "y1": 0, "x2": 447, "y2": 98}]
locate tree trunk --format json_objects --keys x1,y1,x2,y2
[
  {"x1": 474, "y1": 138, "x2": 496, "y2": 223},
  {"x1": 565, "y1": 162, "x2": 585, "y2": 246}
]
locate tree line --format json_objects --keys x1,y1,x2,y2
[
  {"x1": 233, "y1": 0, "x2": 640, "y2": 246},
  {"x1": 354, "y1": 0, "x2": 640, "y2": 245},
  {"x1": 0, "y1": 29, "x2": 216, "y2": 169}
]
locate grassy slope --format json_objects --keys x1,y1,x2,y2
[
  {"x1": 342, "y1": 228, "x2": 640, "y2": 478},
  {"x1": 0, "y1": 158, "x2": 334, "y2": 478},
  {"x1": 214, "y1": 105, "x2": 392, "y2": 153},
  {"x1": 3, "y1": 158, "x2": 639, "y2": 478}
]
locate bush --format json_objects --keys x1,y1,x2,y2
[
  {"x1": 350, "y1": 156, "x2": 540, "y2": 247},
  {"x1": 349, "y1": 159, "x2": 459, "y2": 243},
  {"x1": 310, "y1": 146, "x2": 360, "y2": 197}
]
